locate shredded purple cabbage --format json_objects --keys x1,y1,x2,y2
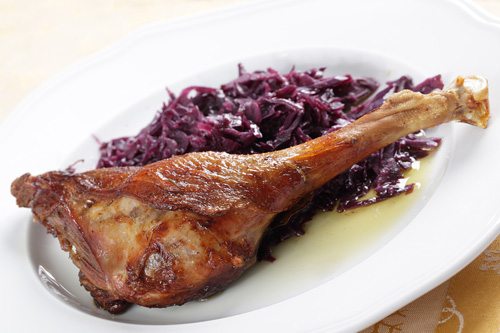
[{"x1": 96, "y1": 65, "x2": 443, "y2": 261}]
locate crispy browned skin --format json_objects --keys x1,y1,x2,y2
[{"x1": 11, "y1": 76, "x2": 489, "y2": 313}]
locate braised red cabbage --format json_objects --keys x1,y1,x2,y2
[{"x1": 96, "y1": 65, "x2": 443, "y2": 260}]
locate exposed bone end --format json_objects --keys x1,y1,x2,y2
[{"x1": 446, "y1": 75, "x2": 490, "y2": 128}]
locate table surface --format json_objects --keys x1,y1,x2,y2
[{"x1": 1, "y1": 1, "x2": 499, "y2": 332}]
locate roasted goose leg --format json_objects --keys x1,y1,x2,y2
[{"x1": 11, "y1": 76, "x2": 489, "y2": 313}]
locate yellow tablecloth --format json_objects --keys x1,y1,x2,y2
[{"x1": 1, "y1": 1, "x2": 499, "y2": 332}]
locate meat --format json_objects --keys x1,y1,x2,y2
[{"x1": 11, "y1": 76, "x2": 489, "y2": 314}]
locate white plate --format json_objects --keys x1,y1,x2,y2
[{"x1": 1, "y1": 0, "x2": 500, "y2": 332}]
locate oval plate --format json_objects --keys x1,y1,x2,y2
[{"x1": 1, "y1": 0, "x2": 500, "y2": 332}]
